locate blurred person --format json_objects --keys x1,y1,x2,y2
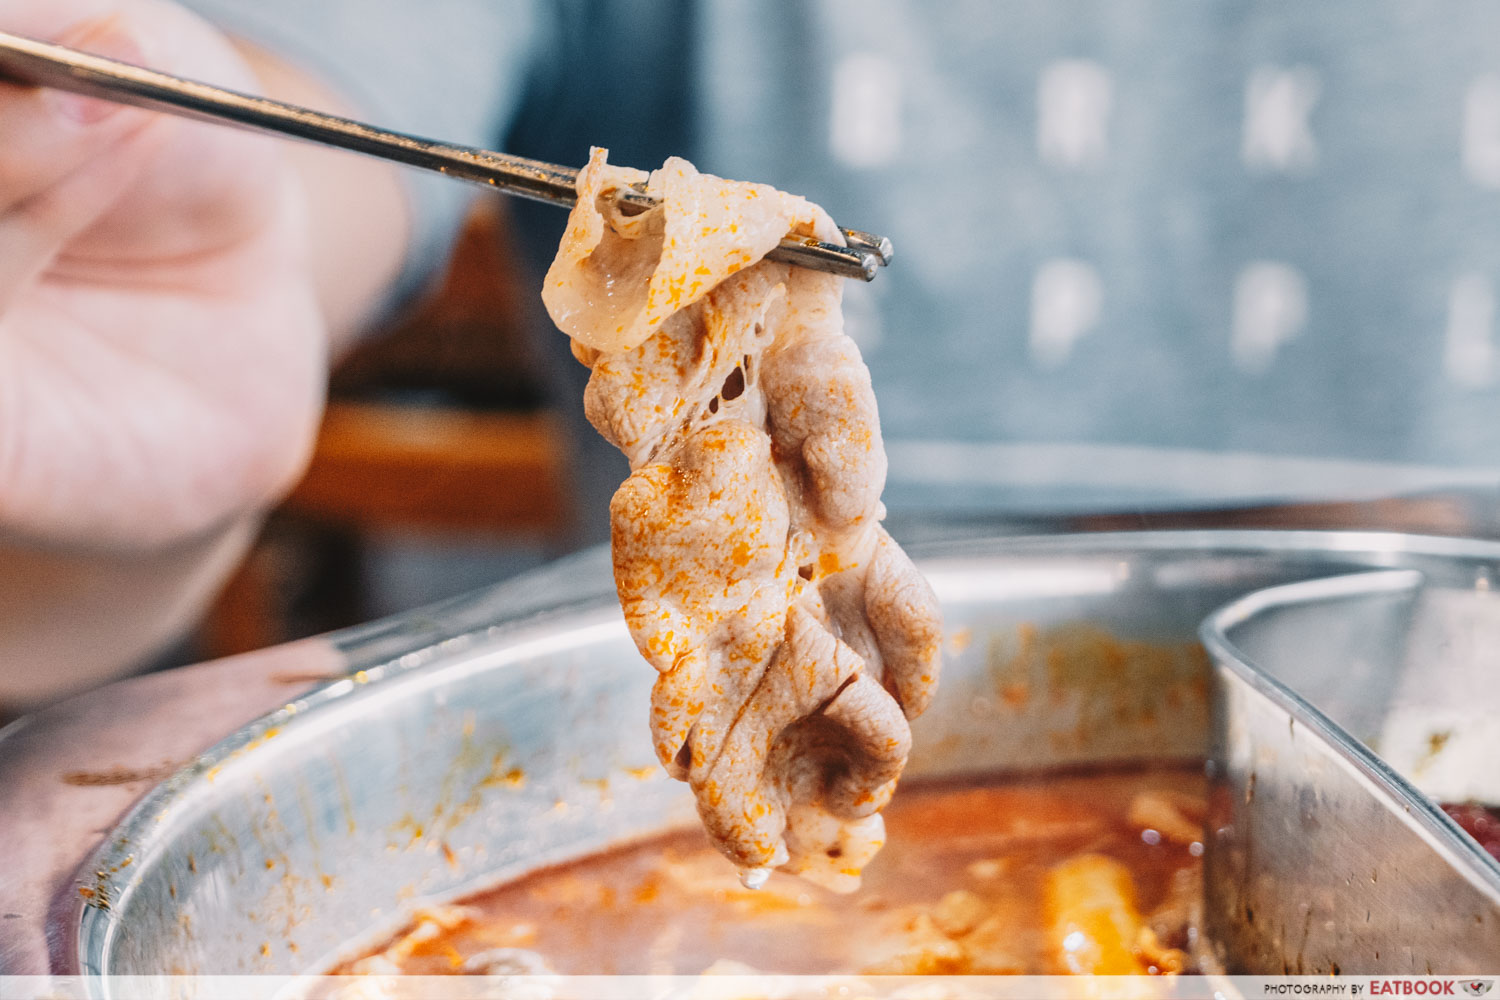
[
  {"x1": 0, "y1": 0, "x2": 410, "y2": 708},
  {"x1": 7, "y1": 1, "x2": 1500, "y2": 706}
]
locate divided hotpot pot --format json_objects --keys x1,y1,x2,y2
[{"x1": 2, "y1": 530, "x2": 1498, "y2": 987}]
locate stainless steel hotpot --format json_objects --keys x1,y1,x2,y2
[{"x1": 2, "y1": 531, "x2": 1498, "y2": 986}]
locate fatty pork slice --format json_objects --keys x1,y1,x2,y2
[
  {"x1": 543, "y1": 147, "x2": 819, "y2": 355},
  {"x1": 760, "y1": 266, "x2": 889, "y2": 532},
  {"x1": 544, "y1": 148, "x2": 943, "y2": 891},
  {"x1": 610, "y1": 420, "x2": 795, "y2": 775},
  {"x1": 584, "y1": 266, "x2": 788, "y2": 468}
]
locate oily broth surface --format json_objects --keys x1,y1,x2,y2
[{"x1": 337, "y1": 767, "x2": 1205, "y2": 976}]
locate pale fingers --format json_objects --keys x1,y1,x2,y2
[
  {"x1": 0, "y1": 15, "x2": 151, "y2": 209},
  {"x1": 0, "y1": 128, "x2": 157, "y2": 311},
  {"x1": 0, "y1": 16, "x2": 153, "y2": 309}
]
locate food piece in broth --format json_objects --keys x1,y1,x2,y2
[{"x1": 543, "y1": 148, "x2": 942, "y2": 892}]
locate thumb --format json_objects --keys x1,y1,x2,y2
[
  {"x1": 0, "y1": 15, "x2": 155, "y2": 206},
  {"x1": 0, "y1": 15, "x2": 156, "y2": 308}
]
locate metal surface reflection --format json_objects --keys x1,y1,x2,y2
[
  {"x1": 1202, "y1": 570, "x2": 1500, "y2": 972},
  {"x1": 1, "y1": 532, "x2": 1495, "y2": 983}
]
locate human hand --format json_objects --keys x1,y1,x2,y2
[{"x1": 0, "y1": 0, "x2": 326, "y2": 551}]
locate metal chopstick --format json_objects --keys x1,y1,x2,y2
[{"x1": 0, "y1": 30, "x2": 891, "y2": 281}]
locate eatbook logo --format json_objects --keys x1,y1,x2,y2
[{"x1": 1462, "y1": 982, "x2": 1494, "y2": 997}]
